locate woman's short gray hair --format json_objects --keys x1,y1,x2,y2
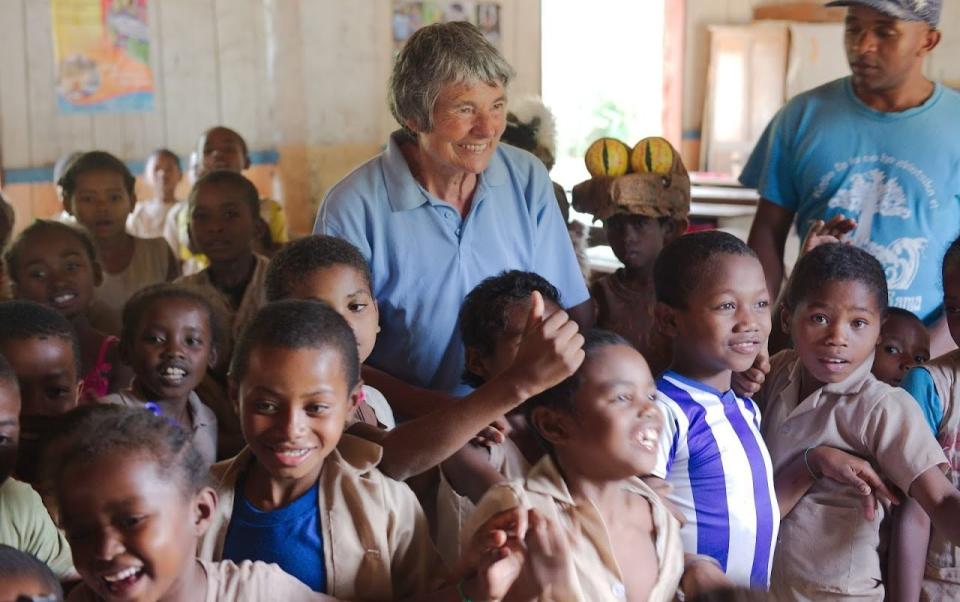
[{"x1": 389, "y1": 21, "x2": 515, "y2": 134}]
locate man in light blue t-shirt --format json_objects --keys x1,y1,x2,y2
[{"x1": 742, "y1": 0, "x2": 959, "y2": 350}]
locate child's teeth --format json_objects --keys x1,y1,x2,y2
[
  {"x1": 163, "y1": 367, "x2": 186, "y2": 377},
  {"x1": 104, "y1": 566, "x2": 140, "y2": 582},
  {"x1": 53, "y1": 293, "x2": 75, "y2": 304},
  {"x1": 279, "y1": 449, "x2": 309, "y2": 457}
]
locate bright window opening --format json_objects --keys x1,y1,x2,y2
[{"x1": 541, "y1": 0, "x2": 666, "y2": 204}]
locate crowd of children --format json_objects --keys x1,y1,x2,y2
[{"x1": 0, "y1": 112, "x2": 959, "y2": 602}]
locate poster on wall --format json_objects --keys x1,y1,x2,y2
[
  {"x1": 51, "y1": 0, "x2": 155, "y2": 113},
  {"x1": 392, "y1": 1, "x2": 501, "y2": 51}
]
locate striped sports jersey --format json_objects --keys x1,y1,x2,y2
[{"x1": 652, "y1": 371, "x2": 779, "y2": 589}]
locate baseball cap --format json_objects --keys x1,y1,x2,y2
[{"x1": 825, "y1": 0, "x2": 941, "y2": 26}]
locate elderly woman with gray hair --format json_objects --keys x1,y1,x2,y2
[{"x1": 314, "y1": 21, "x2": 590, "y2": 416}]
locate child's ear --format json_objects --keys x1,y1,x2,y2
[
  {"x1": 530, "y1": 406, "x2": 573, "y2": 447},
  {"x1": 348, "y1": 382, "x2": 363, "y2": 412},
  {"x1": 92, "y1": 260, "x2": 104, "y2": 287},
  {"x1": 465, "y1": 347, "x2": 490, "y2": 383},
  {"x1": 72, "y1": 379, "x2": 85, "y2": 408},
  {"x1": 663, "y1": 218, "x2": 689, "y2": 243},
  {"x1": 192, "y1": 487, "x2": 219, "y2": 536},
  {"x1": 118, "y1": 338, "x2": 133, "y2": 366},
  {"x1": 228, "y1": 378, "x2": 240, "y2": 414},
  {"x1": 253, "y1": 217, "x2": 268, "y2": 244},
  {"x1": 780, "y1": 306, "x2": 792, "y2": 336},
  {"x1": 655, "y1": 302, "x2": 679, "y2": 338},
  {"x1": 206, "y1": 344, "x2": 219, "y2": 371}
]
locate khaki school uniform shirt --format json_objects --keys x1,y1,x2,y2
[
  {"x1": 101, "y1": 388, "x2": 218, "y2": 468},
  {"x1": 915, "y1": 350, "x2": 960, "y2": 594},
  {"x1": 462, "y1": 455, "x2": 684, "y2": 602},
  {"x1": 198, "y1": 434, "x2": 443, "y2": 601},
  {"x1": 757, "y1": 350, "x2": 947, "y2": 601},
  {"x1": 90, "y1": 236, "x2": 177, "y2": 335},
  {"x1": 176, "y1": 253, "x2": 269, "y2": 340},
  {"x1": 68, "y1": 559, "x2": 327, "y2": 601},
  {"x1": 436, "y1": 437, "x2": 530, "y2": 566},
  {"x1": 0, "y1": 478, "x2": 75, "y2": 579}
]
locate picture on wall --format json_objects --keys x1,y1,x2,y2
[
  {"x1": 51, "y1": 0, "x2": 155, "y2": 113},
  {"x1": 392, "y1": 1, "x2": 500, "y2": 50}
]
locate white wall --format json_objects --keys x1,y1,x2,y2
[{"x1": 682, "y1": 0, "x2": 960, "y2": 153}]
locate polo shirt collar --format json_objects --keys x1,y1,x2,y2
[
  {"x1": 785, "y1": 349, "x2": 875, "y2": 399},
  {"x1": 382, "y1": 129, "x2": 509, "y2": 213},
  {"x1": 524, "y1": 454, "x2": 655, "y2": 505}
]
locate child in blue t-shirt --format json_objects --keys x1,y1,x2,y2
[{"x1": 891, "y1": 236, "x2": 960, "y2": 601}]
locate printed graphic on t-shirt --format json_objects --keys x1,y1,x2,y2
[{"x1": 815, "y1": 153, "x2": 936, "y2": 313}]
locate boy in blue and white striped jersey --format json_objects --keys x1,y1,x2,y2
[
  {"x1": 648, "y1": 231, "x2": 779, "y2": 590},
  {"x1": 646, "y1": 232, "x2": 893, "y2": 592}
]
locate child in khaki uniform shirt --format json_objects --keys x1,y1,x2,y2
[
  {"x1": 200, "y1": 300, "x2": 523, "y2": 600},
  {"x1": 262, "y1": 237, "x2": 585, "y2": 488},
  {"x1": 99, "y1": 284, "x2": 223, "y2": 467},
  {"x1": 891, "y1": 236, "x2": 960, "y2": 601},
  {"x1": 464, "y1": 330, "x2": 730, "y2": 602},
  {"x1": 756, "y1": 244, "x2": 960, "y2": 602},
  {"x1": 572, "y1": 137, "x2": 689, "y2": 376},
  {"x1": 51, "y1": 405, "x2": 331, "y2": 602},
  {"x1": 59, "y1": 152, "x2": 179, "y2": 335},
  {"x1": 176, "y1": 170, "x2": 269, "y2": 342}
]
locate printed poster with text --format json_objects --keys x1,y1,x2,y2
[{"x1": 51, "y1": 0, "x2": 154, "y2": 113}]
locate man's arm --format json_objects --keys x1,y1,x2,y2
[{"x1": 747, "y1": 199, "x2": 795, "y2": 301}]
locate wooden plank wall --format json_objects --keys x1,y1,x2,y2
[
  {"x1": 0, "y1": 0, "x2": 542, "y2": 236},
  {"x1": 681, "y1": 0, "x2": 960, "y2": 170}
]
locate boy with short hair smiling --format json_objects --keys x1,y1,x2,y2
[
  {"x1": 263, "y1": 237, "x2": 586, "y2": 486},
  {"x1": 650, "y1": 232, "x2": 894, "y2": 591},
  {"x1": 464, "y1": 330, "x2": 729, "y2": 601},
  {"x1": 649, "y1": 231, "x2": 779, "y2": 589},
  {"x1": 177, "y1": 170, "x2": 269, "y2": 339},
  {"x1": 202, "y1": 300, "x2": 525, "y2": 600}
]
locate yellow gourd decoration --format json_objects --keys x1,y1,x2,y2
[
  {"x1": 630, "y1": 136, "x2": 675, "y2": 175},
  {"x1": 584, "y1": 138, "x2": 630, "y2": 177}
]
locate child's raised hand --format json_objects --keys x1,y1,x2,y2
[
  {"x1": 504, "y1": 291, "x2": 585, "y2": 400},
  {"x1": 506, "y1": 509, "x2": 576, "y2": 601},
  {"x1": 459, "y1": 507, "x2": 529, "y2": 601},
  {"x1": 732, "y1": 350, "x2": 770, "y2": 398},
  {"x1": 472, "y1": 416, "x2": 511, "y2": 448},
  {"x1": 801, "y1": 215, "x2": 857, "y2": 255},
  {"x1": 807, "y1": 446, "x2": 900, "y2": 520}
]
